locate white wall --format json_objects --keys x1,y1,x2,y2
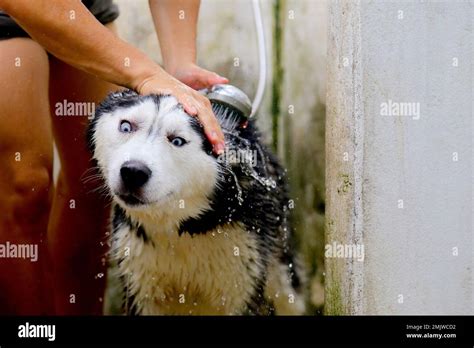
[{"x1": 326, "y1": 0, "x2": 473, "y2": 314}]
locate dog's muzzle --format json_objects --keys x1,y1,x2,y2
[{"x1": 120, "y1": 160, "x2": 151, "y2": 191}]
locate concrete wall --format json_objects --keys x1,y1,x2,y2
[
  {"x1": 326, "y1": 0, "x2": 473, "y2": 314},
  {"x1": 113, "y1": 0, "x2": 327, "y2": 313}
]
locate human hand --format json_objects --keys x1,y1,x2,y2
[
  {"x1": 169, "y1": 63, "x2": 229, "y2": 90},
  {"x1": 136, "y1": 71, "x2": 225, "y2": 155}
]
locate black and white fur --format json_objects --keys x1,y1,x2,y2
[{"x1": 87, "y1": 90, "x2": 305, "y2": 315}]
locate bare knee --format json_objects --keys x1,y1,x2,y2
[{"x1": 10, "y1": 162, "x2": 53, "y2": 224}]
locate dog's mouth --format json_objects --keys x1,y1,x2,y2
[
  {"x1": 117, "y1": 193, "x2": 146, "y2": 206},
  {"x1": 115, "y1": 190, "x2": 176, "y2": 208}
]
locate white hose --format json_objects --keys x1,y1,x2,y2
[{"x1": 251, "y1": 0, "x2": 267, "y2": 117}]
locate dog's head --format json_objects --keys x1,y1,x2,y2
[{"x1": 87, "y1": 90, "x2": 219, "y2": 218}]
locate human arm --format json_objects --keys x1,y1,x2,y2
[
  {"x1": 0, "y1": 0, "x2": 224, "y2": 153},
  {"x1": 149, "y1": 0, "x2": 228, "y2": 90}
]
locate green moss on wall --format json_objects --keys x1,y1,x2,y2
[{"x1": 271, "y1": 0, "x2": 285, "y2": 151}]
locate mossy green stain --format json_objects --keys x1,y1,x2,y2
[
  {"x1": 271, "y1": 0, "x2": 285, "y2": 151},
  {"x1": 337, "y1": 173, "x2": 353, "y2": 194},
  {"x1": 325, "y1": 277, "x2": 344, "y2": 315}
]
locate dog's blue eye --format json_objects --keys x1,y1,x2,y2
[
  {"x1": 169, "y1": 136, "x2": 187, "y2": 147},
  {"x1": 120, "y1": 121, "x2": 132, "y2": 133}
]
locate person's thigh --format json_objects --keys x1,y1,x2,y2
[
  {"x1": 0, "y1": 38, "x2": 54, "y2": 314},
  {"x1": 48, "y1": 22, "x2": 119, "y2": 315}
]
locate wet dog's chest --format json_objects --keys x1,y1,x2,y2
[{"x1": 114, "y1": 222, "x2": 261, "y2": 314}]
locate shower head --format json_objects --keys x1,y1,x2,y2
[{"x1": 204, "y1": 84, "x2": 253, "y2": 120}]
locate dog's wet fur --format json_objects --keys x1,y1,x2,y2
[{"x1": 87, "y1": 89, "x2": 305, "y2": 315}]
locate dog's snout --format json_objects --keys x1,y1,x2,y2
[{"x1": 120, "y1": 161, "x2": 151, "y2": 190}]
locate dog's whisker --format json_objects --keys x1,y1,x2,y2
[
  {"x1": 87, "y1": 183, "x2": 110, "y2": 196},
  {"x1": 81, "y1": 175, "x2": 104, "y2": 184}
]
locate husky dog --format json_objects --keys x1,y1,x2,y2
[{"x1": 87, "y1": 90, "x2": 305, "y2": 315}]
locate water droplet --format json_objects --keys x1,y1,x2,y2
[{"x1": 226, "y1": 167, "x2": 243, "y2": 205}]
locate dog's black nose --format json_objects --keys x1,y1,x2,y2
[{"x1": 120, "y1": 161, "x2": 151, "y2": 190}]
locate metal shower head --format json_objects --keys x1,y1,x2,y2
[{"x1": 204, "y1": 84, "x2": 253, "y2": 120}]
